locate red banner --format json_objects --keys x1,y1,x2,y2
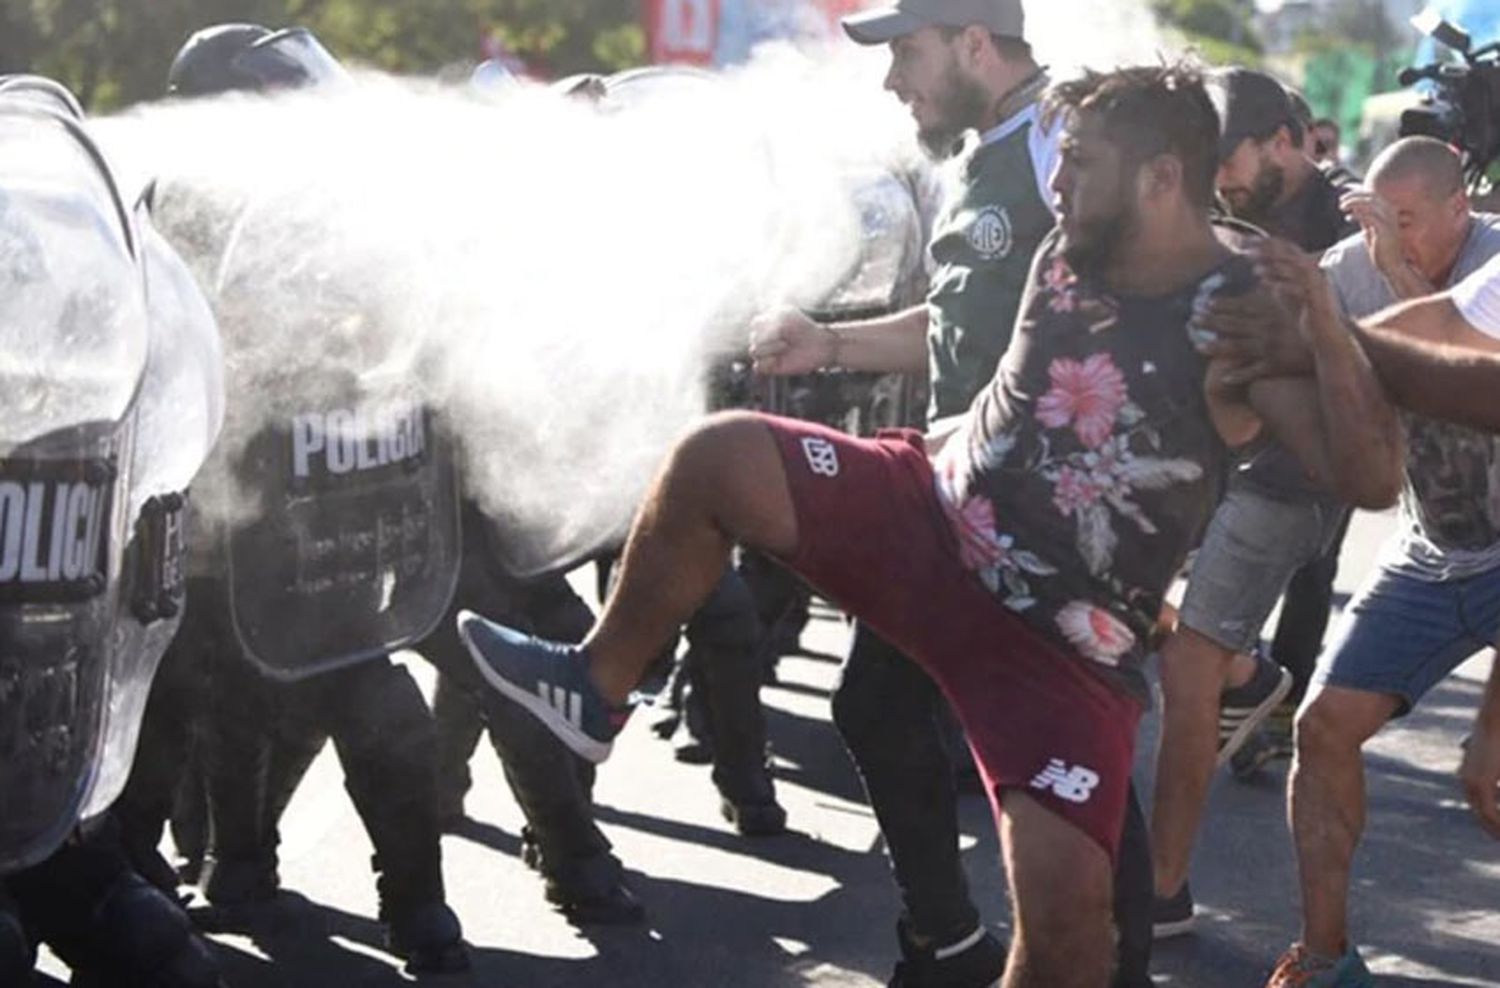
[{"x1": 645, "y1": 0, "x2": 722, "y2": 66}]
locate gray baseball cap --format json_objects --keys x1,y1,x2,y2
[{"x1": 843, "y1": 0, "x2": 1026, "y2": 46}]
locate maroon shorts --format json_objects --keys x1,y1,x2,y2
[{"x1": 762, "y1": 414, "x2": 1142, "y2": 862}]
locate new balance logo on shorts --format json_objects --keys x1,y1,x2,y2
[
  {"x1": 1029, "y1": 759, "x2": 1101, "y2": 804},
  {"x1": 536, "y1": 682, "x2": 583, "y2": 728},
  {"x1": 801, "y1": 437, "x2": 840, "y2": 478}
]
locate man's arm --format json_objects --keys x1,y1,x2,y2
[
  {"x1": 1203, "y1": 249, "x2": 1500, "y2": 433},
  {"x1": 1460, "y1": 658, "x2": 1500, "y2": 839},
  {"x1": 749, "y1": 305, "x2": 928, "y2": 376},
  {"x1": 1351, "y1": 295, "x2": 1500, "y2": 431},
  {"x1": 1206, "y1": 243, "x2": 1404, "y2": 510}
]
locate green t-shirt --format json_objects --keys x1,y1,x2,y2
[{"x1": 926, "y1": 97, "x2": 1058, "y2": 421}]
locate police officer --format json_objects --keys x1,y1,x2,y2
[
  {"x1": 145, "y1": 24, "x2": 467, "y2": 973},
  {"x1": 0, "y1": 73, "x2": 227, "y2": 987}
]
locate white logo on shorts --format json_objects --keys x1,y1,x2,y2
[
  {"x1": 969, "y1": 206, "x2": 1014, "y2": 261},
  {"x1": 801, "y1": 437, "x2": 841, "y2": 478},
  {"x1": 1029, "y1": 758, "x2": 1101, "y2": 804}
]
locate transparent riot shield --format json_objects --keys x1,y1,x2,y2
[
  {"x1": 204, "y1": 203, "x2": 460, "y2": 682},
  {"x1": 0, "y1": 98, "x2": 148, "y2": 873},
  {"x1": 80, "y1": 218, "x2": 225, "y2": 821}
]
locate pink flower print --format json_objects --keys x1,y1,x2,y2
[
  {"x1": 1044, "y1": 256, "x2": 1078, "y2": 313},
  {"x1": 1056, "y1": 602, "x2": 1137, "y2": 667},
  {"x1": 1051, "y1": 465, "x2": 1105, "y2": 516},
  {"x1": 1036, "y1": 353, "x2": 1129, "y2": 449},
  {"x1": 939, "y1": 491, "x2": 1006, "y2": 572}
]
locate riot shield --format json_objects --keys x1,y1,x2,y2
[
  {"x1": 0, "y1": 97, "x2": 148, "y2": 872},
  {"x1": 80, "y1": 218, "x2": 225, "y2": 821},
  {"x1": 204, "y1": 203, "x2": 460, "y2": 681}
]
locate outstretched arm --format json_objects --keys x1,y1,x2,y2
[
  {"x1": 1351, "y1": 295, "x2": 1500, "y2": 430},
  {"x1": 749, "y1": 305, "x2": 928, "y2": 376}
]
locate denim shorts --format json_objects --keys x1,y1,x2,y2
[
  {"x1": 1178, "y1": 485, "x2": 1348, "y2": 653},
  {"x1": 1313, "y1": 561, "x2": 1500, "y2": 714}
]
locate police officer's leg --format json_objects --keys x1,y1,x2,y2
[
  {"x1": 432, "y1": 673, "x2": 486, "y2": 824},
  {"x1": 833, "y1": 623, "x2": 1002, "y2": 985},
  {"x1": 685, "y1": 567, "x2": 785, "y2": 836},
  {"x1": 113, "y1": 624, "x2": 208, "y2": 894},
  {"x1": 318, "y1": 657, "x2": 467, "y2": 972},
  {"x1": 197, "y1": 588, "x2": 292, "y2": 908},
  {"x1": 9, "y1": 819, "x2": 224, "y2": 988}
]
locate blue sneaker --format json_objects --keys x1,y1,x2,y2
[
  {"x1": 456, "y1": 611, "x2": 628, "y2": 763},
  {"x1": 1265, "y1": 943, "x2": 1374, "y2": 987}
]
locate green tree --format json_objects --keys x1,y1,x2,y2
[
  {"x1": 0, "y1": 0, "x2": 646, "y2": 110},
  {"x1": 1153, "y1": 0, "x2": 1264, "y2": 67}
]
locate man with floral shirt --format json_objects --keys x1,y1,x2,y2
[
  {"x1": 458, "y1": 64, "x2": 1402, "y2": 987},
  {"x1": 748, "y1": 0, "x2": 1155, "y2": 981}
]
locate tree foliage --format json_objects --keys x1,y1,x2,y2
[
  {"x1": 0, "y1": 0, "x2": 647, "y2": 109},
  {"x1": 1152, "y1": 0, "x2": 1264, "y2": 67}
]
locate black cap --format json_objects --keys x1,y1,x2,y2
[{"x1": 1210, "y1": 68, "x2": 1299, "y2": 160}]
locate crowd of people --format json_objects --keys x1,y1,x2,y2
[{"x1": 3, "y1": 1, "x2": 1500, "y2": 987}]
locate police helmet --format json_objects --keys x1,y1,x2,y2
[{"x1": 167, "y1": 24, "x2": 347, "y2": 98}]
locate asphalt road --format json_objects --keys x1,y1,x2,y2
[{"x1": 38, "y1": 510, "x2": 1500, "y2": 987}]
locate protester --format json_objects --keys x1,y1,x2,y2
[
  {"x1": 751, "y1": 0, "x2": 1156, "y2": 981},
  {"x1": 1149, "y1": 67, "x2": 1368, "y2": 938},
  {"x1": 1234, "y1": 135, "x2": 1500, "y2": 988},
  {"x1": 460, "y1": 62, "x2": 1403, "y2": 988}
]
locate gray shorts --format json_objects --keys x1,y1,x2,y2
[{"x1": 1177, "y1": 485, "x2": 1348, "y2": 653}]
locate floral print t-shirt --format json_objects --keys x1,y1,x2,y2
[{"x1": 934, "y1": 231, "x2": 1253, "y2": 695}]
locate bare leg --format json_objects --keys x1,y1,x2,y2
[
  {"x1": 1150, "y1": 627, "x2": 1236, "y2": 897},
  {"x1": 1000, "y1": 793, "x2": 1115, "y2": 988},
  {"x1": 584, "y1": 413, "x2": 798, "y2": 705},
  {"x1": 1289, "y1": 686, "x2": 1396, "y2": 956}
]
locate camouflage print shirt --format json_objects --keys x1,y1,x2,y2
[{"x1": 1323, "y1": 214, "x2": 1500, "y2": 581}]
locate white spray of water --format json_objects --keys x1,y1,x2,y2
[{"x1": 93, "y1": 0, "x2": 1183, "y2": 571}]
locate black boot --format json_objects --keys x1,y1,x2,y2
[
  {"x1": 887, "y1": 919, "x2": 1007, "y2": 988},
  {"x1": 520, "y1": 829, "x2": 646, "y2": 926},
  {"x1": 379, "y1": 892, "x2": 469, "y2": 975},
  {"x1": 9, "y1": 828, "x2": 225, "y2": 988}
]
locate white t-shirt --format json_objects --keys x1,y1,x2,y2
[{"x1": 1452, "y1": 250, "x2": 1500, "y2": 339}]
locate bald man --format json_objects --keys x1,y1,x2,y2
[{"x1": 1260, "y1": 139, "x2": 1500, "y2": 986}]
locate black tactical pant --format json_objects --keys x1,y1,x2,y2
[
  {"x1": 671, "y1": 567, "x2": 776, "y2": 807},
  {"x1": 180, "y1": 580, "x2": 444, "y2": 917},
  {"x1": 113, "y1": 624, "x2": 211, "y2": 893},
  {"x1": 833, "y1": 624, "x2": 1154, "y2": 987},
  {"x1": 600, "y1": 552, "x2": 777, "y2": 808},
  {"x1": 421, "y1": 539, "x2": 628, "y2": 898}
]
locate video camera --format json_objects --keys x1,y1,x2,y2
[{"x1": 1399, "y1": 9, "x2": 1500, "y2": 191}]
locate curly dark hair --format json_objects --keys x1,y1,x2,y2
[{"x1": 1043, "y1": 61, "x2": 1221, "y2": 210}]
